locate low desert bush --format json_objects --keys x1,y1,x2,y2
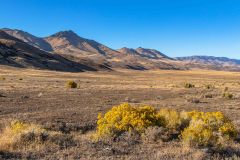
[
  {"x1": 222, "y1": 92, "x2": 233, "y2": 99},
  {"x1": 0, "y1": 76, "x2": 6, "y2": 80},
  {"x1": 224, "y1": 87, "x2": 229, "y2": 92},
  {"x1": 0, "y1": 120, "x2": 75, "y2": 151},
  {"x1": 205, "y1": 84, "x2": 214, "y2": 89},
  {"x1": 47, "y1": 132, "x2": 76, "y2": 148},
  {"x1": 0, "y1": 120, "x2": 47, "y2": 150},
  {"x1": 157, "y1": 109, "x2": 190, "y2": 132},
  {"x1": 142, "y1": 126, "x2": 169, "y2": 142},
  {"x1": 116, "y1": 130, "x2": 141, "y2": 145},
  {"x1": 181, "y1": 111, "x2": 237, "y2": 148},
  {"x1": 184, "y1": 83, "x2": 195, "y2": 88},
  {"x1": 66, "y1": 80, "x2": 77, "y2": 88}
]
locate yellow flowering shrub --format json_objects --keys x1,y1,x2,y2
[
  {"x1": 95, "y1": 103, "x2": 238, "y2": 147},
  {"x1": 219, "y1": 122, "x2": 237, "y2": 139},
  {"x1": 181, "y1": 121, "x2": 217, "y2": 147},
  {"x1": 10, "y1": 121, "x2": 28, "y2": 134},
  {"x1": 157, "y1": 109, "x2": 190, "y2": 131},
  {"x1": 95, "y1": 103, "x2": 163, "y2": 139},
  {"x1": 181, "y1": 111, "x2": 237, "y2": 147}
]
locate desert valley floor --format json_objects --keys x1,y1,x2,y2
[{"x1": 0, "y1": 66, "x2": 240, "y2": 159}]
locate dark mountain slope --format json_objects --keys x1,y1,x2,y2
[{"x1": 0, "y1": 31, "x2": 97, "y2": 72}]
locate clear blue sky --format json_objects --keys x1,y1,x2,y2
[{"x1": 1, "y1": 0, "x2": 240, "y2": 58}]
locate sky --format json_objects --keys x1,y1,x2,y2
[{"x1": 1, "y1": 0, "x2": 240, "y2": 59}]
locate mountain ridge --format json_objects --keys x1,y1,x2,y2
[
  {"x1": 45, "y1": 30, "x2": 120, "y2": 57},
  {"x1": 117, "y1": 47, "x2": 173, "y2": 60},
  {"x1": 0, "y1": 30, "x2": 104, "y2": 71},
  {"x1": 176, "y1": 55, "x2": 240, "y2": 71},
  {"x1": 1, "y1": 28, "x2": 240, "y2": 72},
  {"x1": 177, "y1": 55, "x2": 240, "y2": 64},
  {"x1": 2, "y1": 28, "x2": 53, "y2": 52},
  {"x1": 1, "y1": 28, "x2": 180, "y2": 70}
]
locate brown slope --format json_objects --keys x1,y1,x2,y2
[
  {"x1": 45, "y1": 30, "x2": 121, "y2": 58},
  {"x1": 2, "y1": 28, "x2": 53, "y2": 52},
  {"x1": 117, "y1": 47, "x2": 181, "y2": 70},
  {"x1": 135, "y1": 47, "x2": 173, "y2": 60},
  {"x1": 117, "y1": 47, "x2": 140, "y2": 56},
  {"x1": 0, "y1": 31, "x2": 97, "y2": 72},
  {"x1": 117, "y1": 47, "x2": 172, "y2": 59}
]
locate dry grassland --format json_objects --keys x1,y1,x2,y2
[{"x1": 0, "y1": 66, "x2": 240, "y2": 159}]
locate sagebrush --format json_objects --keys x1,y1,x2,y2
[
  {"x1": 66, "y1": 80, "x2": 78, "y2": 88},
  {"x1": 95, "y1": 103, "x2": 238, "y2": 148}
]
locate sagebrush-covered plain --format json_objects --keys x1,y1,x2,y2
[{"x1": 0, "y1": 66, "x2": 239, "y2": 159}]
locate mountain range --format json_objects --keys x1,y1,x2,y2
[
  {"x1": 0, "y1": 28, "x2": 240, "y2": 72},
  {"x1": 177, "y1": 56, "x2": 240, "y2": 71}
]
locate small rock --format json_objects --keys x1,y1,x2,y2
[
  {"x1": 124, "y1": 97, "x2": 139, "y2": 103},
  {"x1": 204, "y1": 94, "x2": 213, "y2": 98},
  {"x1": 191, "y1": 98, "x2": 200, "y2": 103},
  {"x1": 125, "y1": 97, "x2": 130, "y2": 102},
  {"x1": 130, "y1": 98, "x2": 139, "y2": 103},
  {"x1": 104, "y1": 147, "x2": 111, "y2": 150},
  {"x1": 21, "y1": 95, "x2": 29, "y2": 99},
  {"x1": 201, "y1": 148, "x2": 210, "y2": 153},
  {"x1": 187, "y1": 98, "x2": 200, "y2": 103},
  {"x1": 156, "y1": 96, "x2": 163, "y2": 100},
  {"x1": 37, "y1": 92, "x2": 43, "y2": 97}
]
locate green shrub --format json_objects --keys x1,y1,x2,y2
[
  {"x1": 184, "y1": 83, "x2": 195, "y2": 88},
  {"x1": 66, "y1": 80, "x2": 77, "y2": 88}
]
